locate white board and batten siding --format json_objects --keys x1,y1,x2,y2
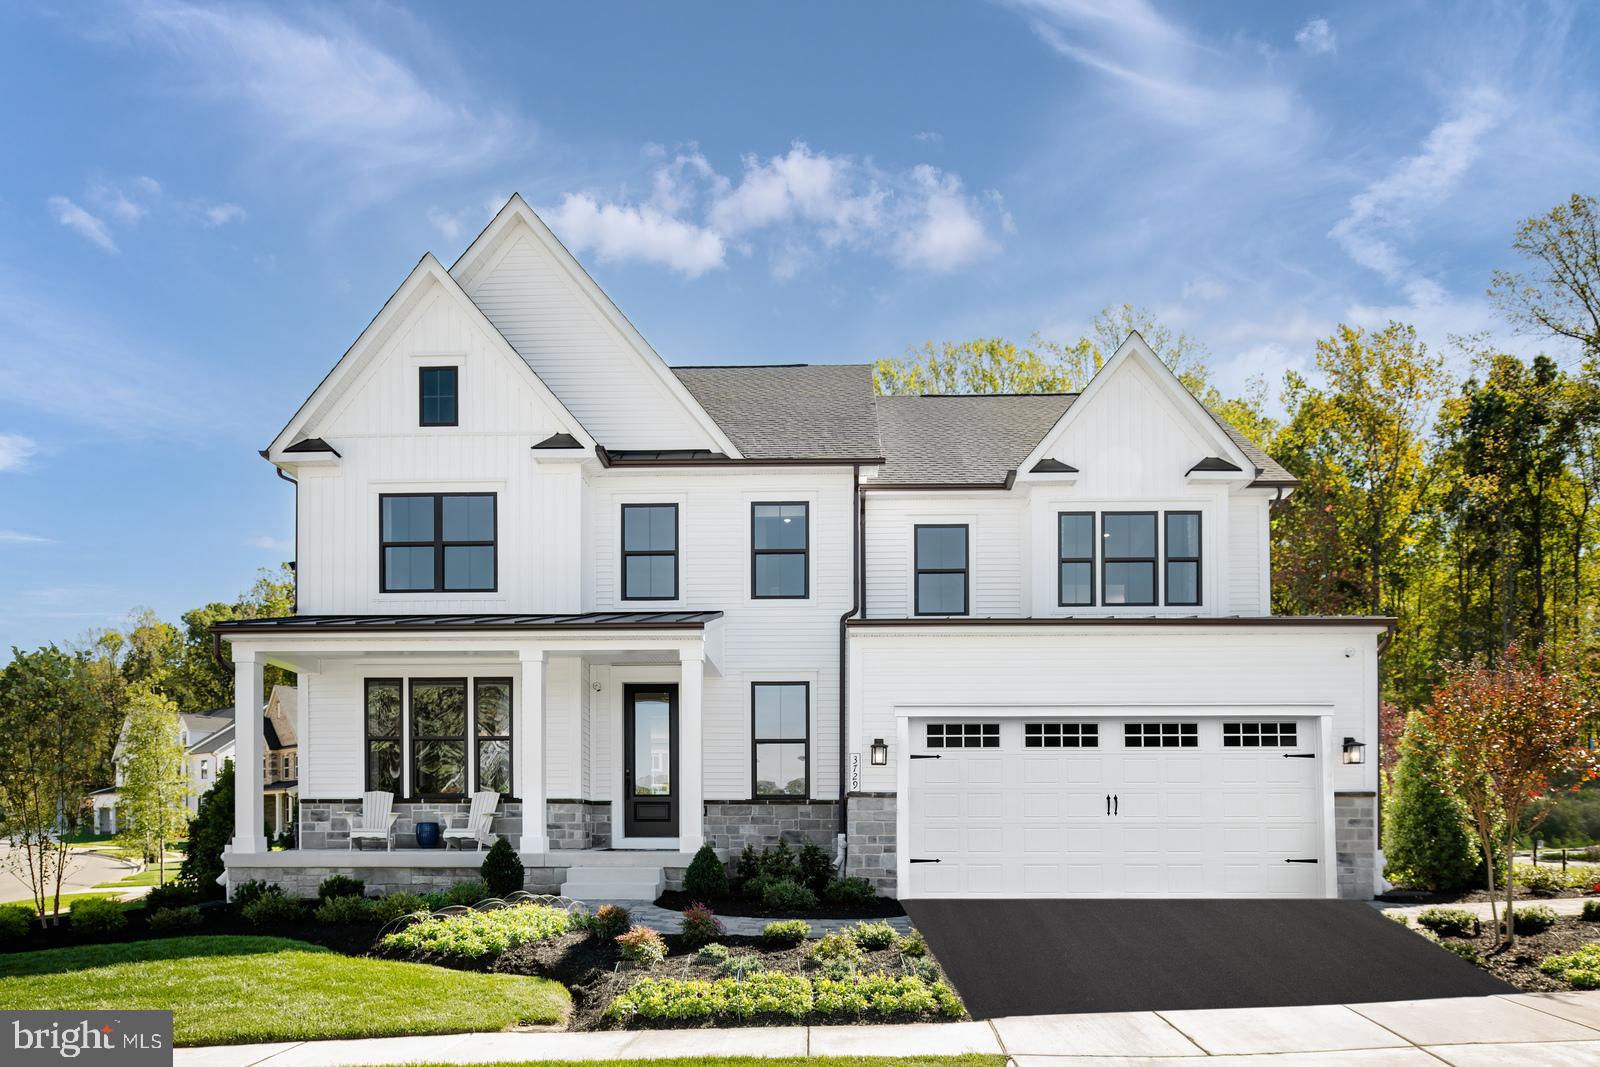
[{"x1": 864, "y1": 493, "x2": 1027, "y2": 618}]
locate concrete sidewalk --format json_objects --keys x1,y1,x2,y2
[{"x1": 175, "y1": 991, "x2": 1600, "y2": 1066}]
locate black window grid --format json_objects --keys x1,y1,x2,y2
[
  {"x1": 925, "y1": 722, "x2": 999, "y2": 749},
  {"x1": 621, "y1": 503, "x2": 680, "y2": 601},
  {"x1": 1222, "y1": 721, "x2": 1299, "y2": 748},
  {"x1": 1124, "y1": 722, "x2": 1199, "y2": 748},
  {"x1": 914, "y1": 524, "x2": 970, "y2": 616},
  {"x1": 1024, "y1": 722, "x2": 1100, "y2": 748},
  {"x1": 379, "y1": 493, "x2": 497, "y2": 594},
  {"x1": 751, "y1": 502, "x2": 810, "y2": 599},
  {"x1": 1164, "y1": 510, "x2": 1202, "y2": 606},
  {"x1": 1057, "y1": 512, "x2": 1096, "y2": 607},
  {"x1": 1102, "y1": 511, "x2": 1158, "y2": 606}
]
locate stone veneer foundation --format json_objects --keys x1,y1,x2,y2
[
  {"x1": 703, "y1": 799, "x2": 839, "y2": 854},
  {"x1": 227, "y1": 860, "x2": 569, "y2": 898},
  {"x1": 546, "y1": 800, "x2": 611, "y2": 850},
  {"x1": 1335, "y1": 792, "x2": 1378, "y2": 900},
  {"x1": 298, "y1": 798, "x2": 525, "y2": 851},
  {"x1": 844, "y1": 793, "x2": 896, "y2": 895}
]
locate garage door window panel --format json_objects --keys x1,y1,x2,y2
[
  {"x1": 1124, "y1": 722, "x2": 1198, "y2": 748},
  {"x1": 925, "y1": 722, "x2": 998, "y2": 749},
  {"x1": 1024, "y1": 722, "x2": 1099, "y2": 748},
  {"x1": 1223, "y1": 721, "x2": 1298, "y2": 748},
  {"x1": 1103, "y1": 512, "x2": 1157, "y2": 605}
]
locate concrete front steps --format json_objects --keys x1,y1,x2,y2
[{"x1": 556, "y1": 848, "x2": 694, "y2": 902}]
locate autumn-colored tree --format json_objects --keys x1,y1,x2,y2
[{"x1": 1424, "y1": 647, "x2": 1597, "y2": 944}]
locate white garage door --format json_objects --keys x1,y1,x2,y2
[{"x1": 906, "y1": 717, "x2": 1325, "y2": 898}]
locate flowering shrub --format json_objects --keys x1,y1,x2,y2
[
  {"x1": 603, "y1": 971, "x2": 963, "y2": 1023},
  {"x1": 616, "y1": 925, "x2": 667, "y2": 964},
  {"x1": 1541, "y1": 943, "x2": 1600, "y2": 988},
  {"x1": 678, "y1": 902, "x2": 724, "y2": 949},
  {"x1": 378, "y1": 902, "x2": 570, "y2": 958}
]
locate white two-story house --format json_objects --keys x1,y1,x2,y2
[{"x1": 214, "y1": 196, "x2": 1390, "y2": 902}]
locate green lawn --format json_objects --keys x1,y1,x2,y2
[
  {"x1": 15, "y1": 892, "x2": 130, "y2": 915},
  {"x1": 93, "y1": 866, "x2": 180, "y2": 888},
  {"x1": 0, "y1": 936, "x2": 570, "y2": 1046},
  {"x1": 376, "y1": 1060, "x2": 1005, "y2": 1067}
]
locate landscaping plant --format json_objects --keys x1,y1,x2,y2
[
  {"x1": 590, "y1": 903, "x2": 631, "y2": 940},
  {"x1": 695, "y1": 942, "x2": 730, "y2": 962},
  {"x1": 229, "y1": 880, "x2": 270, "y2": 910},
  {"x1": 761, "y1": 877, "x2": 817, "y2": 911},
  {"x1": 1382, "y1": 712, "x2": 1482, "y2": 891},
  {"x1": 678, "y1": 901, "x2": 724, "y2": 948},
  {"x1": 1540, "y1": 943, "x2": 1600, "y2": 988},
  {"x1": 379, "y1": 902, "x2": 571, "y2": 959},
  {"x1": 480, "y1": 836, "x2": 524, "y2": 898},
  {"x1": 1425, "y1": 647, "x2": 1598, "y2": 945},
  {"x1": 762, "y1": 919, "x2": 810, "y2": 945},
  {"x1": 602, "y1": 971, "x2": 964, "y2": 1023},
  {"x1": 317, "y1": 874, "x2": 365, "y2": 900},
  {"x1": 616, "y1": 925, "x2": 667, "y2": 965},
  {"x1": 807, "y1": 931, "x2": 865, "y2": 967},
  {"x1": 797, "y1": 843, "x2": 835, "y2": 896},
  {"x1": 823, "y1": 876, "x2": 876, "y2": 904},
  {"x1": 847, "y1": 920, "x2": 898, "y2": 950},
  {"x1": 68, "y1": 896, "x2": 126, "y2": 937},
  {"x1": 444, "y1": 878, "x2": 492, "y2": 906},
  {"x1": 1416, "y1": 907, "x2": 1480, "y2": 938},
  {"x1": 718, "y1": 954, "x2": 765, "y2": 978},
  {"x1": 143, "y1": 882, "x2": 195, "y2": 911},
  {"x1": 240, "y1": 887, "x2": 301, "y2": 926},
  {"x1": 683, "y1": 843, "x2": 729, "y2": 899},
  {"x1": 370, "y1": 892, "x2": 428, "y2": 925},
  {"x1": 1514, "y1": 864, "x2": 1565, "y2": 896},
  {"x1": 895, "y1": 930, "x2": 928, "y2": 958},
  {"x1": 314, "y1": 894, "x2": 375, "y2": 924},
  {"x1": 1583, "y1": 899, "x2": 1600, "y2": 922},
  {"x1": 1511, "y1": 903, "x2": 1559, "y2": 934},
  {"x1": 0, "y1": 903, "x2": 33, "y2": 942},
  {"x1": 146, "y1": 906, "x2": 202, "y2": 933},
  {"x1": 178, "y1": 759, "x2": 234, "y2": 900}
]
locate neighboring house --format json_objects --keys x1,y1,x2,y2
[
  {"x1": 213, "y1": 196, "x2": 1390, "y2": 902},
  {"x1": 90, "y1": 686, "x2": 299, "y2": 838}
]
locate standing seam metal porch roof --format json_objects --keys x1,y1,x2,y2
[{"x1": 210, "y1": 611, "x2": 723, "y2": 635}]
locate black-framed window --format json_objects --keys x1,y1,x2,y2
[
  {"x1": 474, "y1": 678, "x2": 513, "y2": 794},
  {"x1": 364, "y1": 679, "x2": 402, "y2": 795},
  {"x1": 752, "y1": 503, "x2": 809, "y2": 598},
  {"x1": 419, "y1": 366, "x2": 458, "y2": 427},
  {"x1": 411, "y1": 679, "x2": 468, "y2": 797},
  {"x1": 926, "y1": 722, "x2": 998, "y2": 748},
  {"x1": 1165, "y1": 511, "x2": 1201, "y2": 606},
  {"x1": 1103, "y1": 511, "x2": 1157, "y2": 606},
  {"x1": 1025, "y1": 722, "x2": 1099, "y2": 748},
  {"x1": 1223, "y1": 721, "x2": 1297, "y2": 748},
  {"x1": 1058, "y1": 512, "x2": 1095, "y2": 606},
  {"x1": 1124, "y1": 722, "x2": 1198, "y2": 748},
  {"x1": 752, "y1": 682, "x2": 808, "y2": 797},
  {"x1": 380, "y1": 493, "x2": 496, "y2": 593},
  {"x1": 622, "y1": 503, "x2": 678, "y2": 600},
  {"x1": 914, "y1": 524, "x2": 968, "y2": 615}
]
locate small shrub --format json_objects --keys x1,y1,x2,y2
[
  {"x1": 590, "y1": 903, "x2": 631, "y2": 940},
  {"x1": 419, "y1": 890, "x2": 450, "y2": 911},
  {"x1": 241, "y1": 887, "x2": 302, "y2": 926},
  {"x1": 317, "y1": 874, "x2": 366, "y2": 900},
  {"x1": 719, "y1": 954, "x2": 766, "y2": 978},
  {"x1": 69, "y1": 897, "x2": 126, "y2": 937},
  {"x1": 1513, "y1": 904, "x2": 1560, "y2": 934},
  {"x1": 371, "y1": 892, "x2": 428, "y2": 924},
  {"x1": 315, "y1": 894, "x2": 375, "y2": 924},
  {"x1": 230, "y1": 880, "x2": 271, "y2": 909},
  {"x1": 616, "y1": 925, "x2": 667, "y2": 964},
  {"x1": 1582, "y1": 899, "x2": 1600, "y2": 922},
  {"x1": 379, "y1": 902, "x2": 571, "y2": 958},
  {"x1": 1385, "y1": 913, "x2": 1410, "y2": 927},
  {"x1": 146, "y1": 905, "x2": 202, "y2": 933},
  {"x1": 824, "y1": 876, "x2": 876, "y2": 904},
  {"x1": 683, "y1": 844, "x2": 730, "y2": 900},
  {"x1": 0, "y1": 904, "x2": 33, "y2": 942},
  {"x1": 849, "y1": 920, "x2": 898, "y2": 950},
  {"x1": 1542, "y1": 943, "x2": 1600, "y2": 989},
  {"x1": 444, "y1": 879, "x2": 491, "y2": 906},
  {"x1": 480, "y1": 836, "x2": 524, "y2": 898},
  {"x1": 895, "y1": 930, "x2": 928, "y2": 958},
  {"x1": 1416, "y1": 907, "x2": 1480, "y2": 938},
  {"x1": 813, "y1": 972, "x2": 965, "y2": 1019},
  {"x1": 761, "y1": 878, "x2": 817, "y2": 911},
  {"x1": 1440, "y1": 939, "x2": 1483, "y2": 965},
  {"x1": 797, "y1": 843, "x2": 835, "y2": 896},
  {"x1": 736, "y1": 840, "x2": 799, "y2": 896},
  {"x1": 696, "y1": 942, "x2": 730, "y2": 962},
  {"x1": 1516, "y1": 865, "x2": 1566, "y2": 897},
  {"x1": 142, "y1": 882, "x2": 195, "y2": 911},
  {"x1": 678, "y1": 901, "x2": 724, "y2": 949},
  {"x1": 808, "y1": 931, "x2": 866, "y2": 966},
  {"x1": 763, "y1": 918, "x2": 811, "y2": 945}
]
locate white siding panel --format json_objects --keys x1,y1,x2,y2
[
  {"x1": 864, "y1": 494, "x2": 1026, "y2": 618},
  {"x1": 303, "y1": 667, "x2": 362, "y2": 797},
  {"x1": 1229, "y1": 496, "x2": 1266, "y2": 615},
  {"x1": 544, "y1": 655, "x2": 582, "y2": 798},
  {"x1": 465, "y1": 233, "x2": 713, "y2": 451}
]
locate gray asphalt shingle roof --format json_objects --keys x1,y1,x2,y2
[
  {"x1": 874, "y1": 393, "x2": 1076, "y2": 485},
  {"x1": 673, "y1": 364, "x2": 883, "y2": 460}
]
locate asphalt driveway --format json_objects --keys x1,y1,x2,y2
[{"x1": 904, "y1": 899, "x2": 1514, "y2": 1019}]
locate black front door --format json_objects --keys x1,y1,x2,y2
[{"x1": 623, "y1": 684, "x2": 678, "y2": 838}]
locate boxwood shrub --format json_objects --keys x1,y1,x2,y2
[
  {"x1": 241, "y1": 887, "x2": 302, "y2": 926},
  {"x1": 314, "y1": 894, "x2": 375, "y2": 924},
  {"x1": 317, "y1": 874, "x2": 365, "y2": 900},
  {"x1": 69, "y1": 897, "x2": 126, "y2": 936},
  {"x1": 1583, "y1": 899, "x2": 1600, "y2": 922},
  {"x1": 146, "y1": 905, "x2": 202, "y2": 933},
  {"x1": 603, "y1": 972, "x2": 963, "y2": 1023},
  {"x1": 379, "y1": 902, "x2": 571, "y2": 958},
  {"x1": 1513, "y1": 904, "x2": 1560, "y2": 934},
  {"x1": 823, "y1": 876, "x2": 876, "y2": 904},
  {"x1": 1416, "y1": 907, "x2": 1479, "y2": 938},
  {"x1": 762, "y1": 919, "x2": 810, "y2": 945},
  {"x1": 370, "y1": 892, "x2": 428, "y2": 924},
  {"x1": 848, "y1": 920, "x2": 898, "y2": 950},
  {"x1": 761, "y1": 878, "x2": 816, "y2": 911},
  {"x1": 0, "y1": 903, "x2": 33, "y2": 942}
]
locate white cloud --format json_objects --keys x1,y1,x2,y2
[
  {"x1": 891, "y1": 166, "x2": 998, "y2": 271},
  {"x1": 47, "y1": 196, "x2": 118, "y2": 253},
  {"x1": 1182, "y1": 276, "x2": 1230, "y2": 302},
  {"x1": 120, "y1": 2, "x2": 518, "y2": 203},
  {"x1": 89, "y1": 177, "x2": 160, "y2": 223},
  {"x1": 0, "y1": 530, "x2": 53, "y2": 545},
  {"x1": 427, "y1": 207, "x2": 465, "y2": 241},
  {"x1": 193, "y1": 201, "x2": 245, "y2": 227},
  {"x1": 1328, "y1": 87, "x2": 1506, "y2": 304},
  {"x1": 243, "y1": 535, "x2": 292, "y2": 552},
  {"x1": 543, "y1": 193, "x2": 727, "y2": 277},
  {"x1": 0, "y1": 432, "x2": 37, "y2": 471},
  {"x1": 1295, "y1": 18, "x2": 1336, "y2": 55},
  {"x1": 709, "y1": 144, "x2": 883, "y2": 243},
  {"x1": 914, "y1": 130, "x2": 943, "y2": 143}
]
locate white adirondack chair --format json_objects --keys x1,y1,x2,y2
[
  {"x1": 442, "y1": 790, "x2": 500, "y2": 850},
  {"x1": 347, "y1": 790, "x2": 398, "y2": 851}
]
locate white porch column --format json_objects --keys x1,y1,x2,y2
[
  {"x1": 679, "y1": 648, "x2": 705, "y2": 852},
  {"x1": 519, "y1": 650, "x2": 548, "y2": 853},
  {"x1": 232, "y1": 652, "x2": 266, "y2": 855}
]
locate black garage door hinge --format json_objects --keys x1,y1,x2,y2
[
  {"x1": 1283, "y1": 753, "x2": 1315, "y2": 759},
  {"x1": 910, "y1": 754, "x2": 942, "y2": 760},
  {"x1": 910, "y1": 858, "x2": 942, "y2": 864},
  {"x1": 1285, "y1": 858, "x2": 1319, "y2": 864}
]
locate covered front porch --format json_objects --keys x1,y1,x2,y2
[{"x1": 212, "y1": 611, "x2": 725, "y2": 896}]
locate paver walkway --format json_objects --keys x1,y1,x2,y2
[{"x1": 175, "y1": 991, "x2": 1600, "y2": 1066}]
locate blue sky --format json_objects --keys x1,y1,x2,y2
[{"x1": 1, "y1": 1, "x2": 1597, "y2": 655}]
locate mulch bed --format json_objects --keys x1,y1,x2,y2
[
  {"x1": 490, "y1": 930, "x2": 953, "y2": 1031},
  {"x1": 1431, "y1": 916, "x2": 1600, "y2": 992},
  {"x1": 1381, "y1": 887, "x2": 1596, "y2": 905},
  {"x1": 654, "y1": 890, "x2": 904, "y2": 919}
]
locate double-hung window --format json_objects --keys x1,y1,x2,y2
[
  {"x1": 1102, "y1": 512, "x2": 1157, "y2": 605},
  {"x1": 419, "y1": 367, "x2": 458, "y2": 426},
  {"x1": 752, "y1": 682, "x2": 808, "y2": 797},
  {"x1": 915, "y1": 524, "x2": 969, "y2": 615},
  {"x1": 1165, "y1": 511, "x2": 1201, "y2": 606},
  {"x1": 411, "y1": 679, "x2": 468, "y2": 797},
  {"x1": 752, "y1": 503, "x2": 808, "y2": 598},
  {"x1": 621, "y1": 504, "x2": 679, "y2": 599},
  {"x1": 380, "y1": 494, "x2": 496, "y2": 592},
  {"x1": 365, "y1": 679, "x2": 403, "y2": 795},
  {"x1": 474, "y1": 679, "x2": 513, "y2": 794},
  {"x1": 1058, "y1": 512, "x2": 1095, "y2": 606}
]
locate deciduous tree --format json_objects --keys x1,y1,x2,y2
[{"x1": 116, "y1": 679, "x2": 190, "y2": 880}]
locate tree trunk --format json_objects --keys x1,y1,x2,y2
[{"x1": 1505, "y1": 818, "x2": 1520, "y2": 948}]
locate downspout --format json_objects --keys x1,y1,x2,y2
[{"x1": 835, "y1": 463, "x2": 864, "y2": 869}]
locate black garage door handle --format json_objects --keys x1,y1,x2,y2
[
  {"x1": 910, "y1": 754, "x2": 942, "y2": 760},
  {"x1": 910, "y1": 858, "x2": 941, "y2": 864},
  {"x1": 1285, "y1": 858, "x2": 1319, "y2": 864}
]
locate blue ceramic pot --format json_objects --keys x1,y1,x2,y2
[{"x1": 414, "y1": 821, "x2": 441, "y2": 849}]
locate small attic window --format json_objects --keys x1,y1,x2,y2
[{"x1": 420, "y1": 367, "x2": 458, "y2": 427}]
